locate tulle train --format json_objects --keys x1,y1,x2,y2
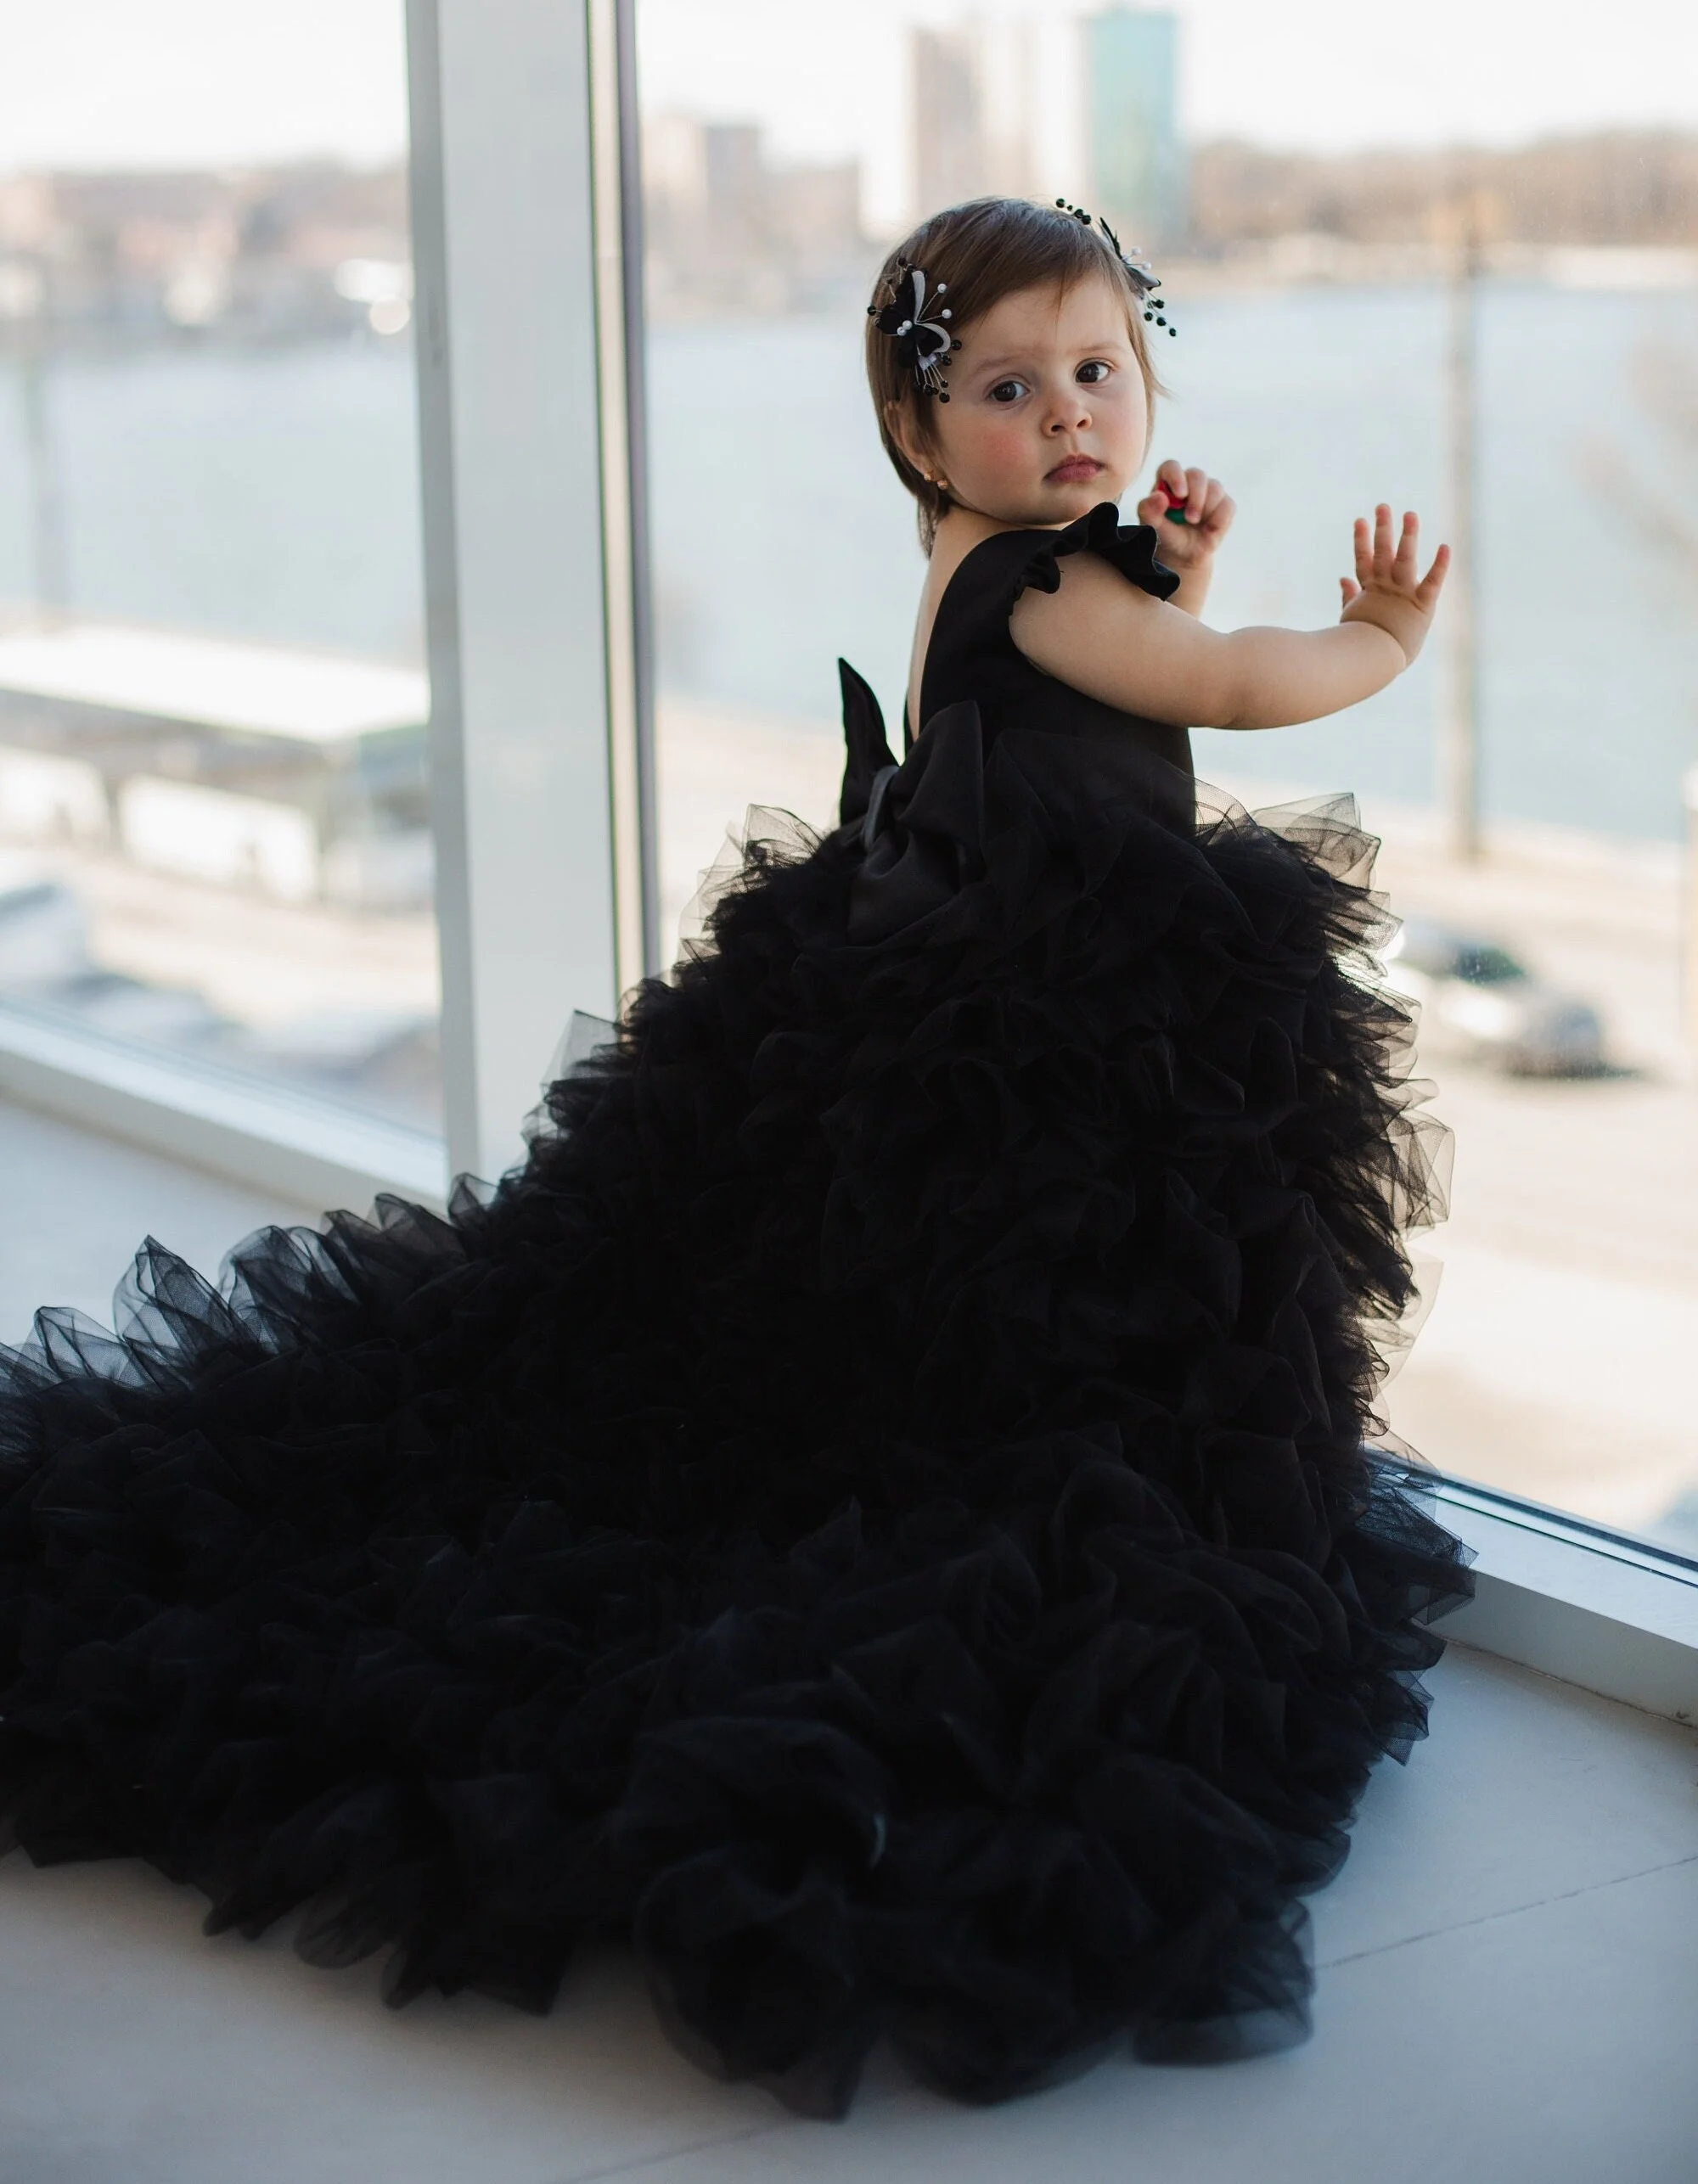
[{"x1": 0, "y1": 746, "x2": 1470, "y2": 2112}]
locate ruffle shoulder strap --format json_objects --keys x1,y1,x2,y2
[{"x1": 1009, "y1": 500, "x2": 1181, "y2": 607}]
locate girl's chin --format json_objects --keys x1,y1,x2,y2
[
  {"x1": 1049, "y1": 480, "x2": 1114, "y2": 507},
  {"x1": 971, "y1": 480, "x2": 1120, "y2": 528}
]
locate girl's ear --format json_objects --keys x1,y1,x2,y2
[{"x1": 885, "y1": 398, "x2": 933, "y2": 480}]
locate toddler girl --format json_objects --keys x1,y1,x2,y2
[{"x1": 0, "y1": 195, "x2": 1470, "y2": 2118}]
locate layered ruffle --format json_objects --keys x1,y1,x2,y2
[
  {"x1": 1007, "y1": 500, "x2": 1182, "y2": 609},
  {"x1": 0, "y1": 726, "x2": 1468, "y2": 2113}
]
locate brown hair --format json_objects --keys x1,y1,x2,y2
[{"x1": 867, "y1": 197, "x2": 1167, "y2": 553}]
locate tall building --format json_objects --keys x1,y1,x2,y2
[
  {"x1": 913, "y1": 30, "x2": 981, "y2": 211},
  {"x1": 1084, "y1": 6, "x2": 1187, "y2": 249},
  {"x1": 911, "y1": 23, "x2": 1036, "y2": 217},
  {"x1": 641, "y1": 115, "x2": 869, "y2": 317}
]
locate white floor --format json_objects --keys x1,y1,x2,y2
[{"x1": 0, "y1": 1100, "x2": 1695, "y2": 2184}]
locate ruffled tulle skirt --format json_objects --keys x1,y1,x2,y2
[{"x1": 0, "y1": 731, "x2": 1470, "y2": 2114}]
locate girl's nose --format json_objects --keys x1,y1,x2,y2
[{"x1": 1046, "y1": 395, "x2": 1089, "y2": 433}]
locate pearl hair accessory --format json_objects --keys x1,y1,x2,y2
[
  {"x1": 868, "y1": 261, "x2": 963, "y2": 401},
  {"x1": 1054, "y1": 199, "x2": 1176, "y2": 336}
]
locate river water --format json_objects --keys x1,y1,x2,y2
[{"x1": 3, "y1": 276, "x2": 1695, "y2": 839}]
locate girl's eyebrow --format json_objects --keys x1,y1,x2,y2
[{"x1": 967, "y1": 334, "x2": 1131, "y2": 373}]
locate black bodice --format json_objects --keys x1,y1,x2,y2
[
  {"x1": 836, "y1": 501, "x2": 1196, "y2": 944},
  {"x1": 917, "y1": 499, "x2": 1191, "y2": 776}
]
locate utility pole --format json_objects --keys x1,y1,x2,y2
[
  {"x1": 15, "y1": 255, "x2": 69, "y2": 624},
  {"x1": 1440, "y1": 195, "x2": 1482, "y2": 862},
  {"x1": 1685, "y1": 766, "x2": 1698, "y2": 1058}
]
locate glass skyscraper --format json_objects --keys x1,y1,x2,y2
[{"x1": 1085, "y1": 5, "x2": 1187, "y2": 248}]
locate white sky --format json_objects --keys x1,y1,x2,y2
[
  {"x1": 0, "y1": 1, "x2": 413, "y2": 172},
  {"x1": 2, "y1": 0, "x2": 1695, "y2": 221}
]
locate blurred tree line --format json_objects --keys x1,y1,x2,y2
[{"x1": 1190, "y1": 130, "x2": 1698, "y2": 249}]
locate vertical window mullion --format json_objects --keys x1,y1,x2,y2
[{"x1": 406, "y1": 0, "x2": 633, "y2": 1184}]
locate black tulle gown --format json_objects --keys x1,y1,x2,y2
[{"x1": 0, "y1": 504, "x2": 1470, "y2": 2114}]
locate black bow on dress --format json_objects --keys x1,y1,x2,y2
[{"x1": 836, "y1": 659, "x2": 986, "y2": 944}]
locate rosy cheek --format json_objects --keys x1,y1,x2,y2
[
  {"x1": 955, "y1": 413, "x2": 1034, "y2": 472},
  {"x1": 1118, "y1": 388, "x2": 1150, "y2": 447}
]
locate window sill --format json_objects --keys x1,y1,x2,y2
[
  {"x1": 1431, "y1": 1474, "x2": 1698, "y2": 1723},
  {"x1": 0, "y1": 999, "x2": 446, "y2": 1215}
]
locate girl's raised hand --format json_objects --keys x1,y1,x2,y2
[
  {"x1": 1339, "y1": 505, "x2": 1450, "y2": 663},
  {"x1": 1136, "y1": 458, "x2": 1234, "y2": 569}
]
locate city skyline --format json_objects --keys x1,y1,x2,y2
[
  {"x1": 8, "y1": 122, "x2": 1696, "y2": 353},
  {"x1": 3, "y1": 2, "x2": 1698, "y2": 222}
]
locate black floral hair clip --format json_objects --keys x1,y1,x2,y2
[
  {"x1": 1055, "y1": 199, "x2": 1175, "y2": 336},
  {"x1": 868, "y1": 260, "x2": 963, "y2": 401}
]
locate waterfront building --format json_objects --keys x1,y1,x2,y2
[
  {"x1": 1084, "y1": 5, "x2": 1188, "y2": 248},
  {"x1": 642, "y1": 114, "x2": 867, "y2": 318},
  {"x1": 911, "y1": 22, "x2": 1037, "y2": 215}
]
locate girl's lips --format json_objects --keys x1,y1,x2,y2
[{"x1": 1047, "y1": 457, "x2": 1103, "y2": 484}]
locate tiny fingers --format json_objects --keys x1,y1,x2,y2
[
  {"x1": 1340, "y1": 575, "x2": 1362, "y2": 607},
  {"x1": 1415, "y1": 541, "x2": 1453, "y2": 606},
  {"x1": 1151, "y1": 461, "x2": 1234, "y2": 529},
  {"x1": 1203, "y1": 489, "x2": 1236, "y2": 537},
  {"x1": 1372, "y1": 502, "x2": 1394, "y2": 575},
  {"x1": 1154, "y1": 456, "x2": 1188, "y2": 507},
  {"x1": 1354, "y1": 506, "x2": 1442, "y2": 603}
]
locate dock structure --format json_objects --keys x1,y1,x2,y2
[{"x1": 0, "y1": 621, "x2": 432, "y2": 909}]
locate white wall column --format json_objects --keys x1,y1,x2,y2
[{"x1": 406, "y1": 0, "x2": 648, "y2": 1186}]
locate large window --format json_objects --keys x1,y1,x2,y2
[
  {"x1": 632, "y1": 0, "x2": 1698, "y2": 1554},
  {"x1": 0, "y1": 0, "x2": 1687, "y2": 1687},
  {"x1": 0, "y1": 3, "x2": 437, "y2": 1134}
]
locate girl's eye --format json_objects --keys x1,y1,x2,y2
[
  {"x1": 987, "y1": 379, "x2": 1027, "y2": 404},
  {"x1": 1077, "y1": 360, "x2": 1111, "y2": 385}
]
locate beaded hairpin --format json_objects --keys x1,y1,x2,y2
[
  {"x1": 1054, "y1": 199, "x2": 1176, "y2": 336},
  {"x1": 867, "y1": 260, "x2": 962, "y2": 401}
]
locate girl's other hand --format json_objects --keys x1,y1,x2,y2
[
  {"x1": 1339, "y1": 505, "x2": 1450, "y2": 664},
  {"x1": 1136, "y1": 459, "x2": 1234, "y2": 569}
]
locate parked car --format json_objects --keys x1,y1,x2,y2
[
  {"x1": 1380, "y1": 916, "x2": 1606, "y2": 1076},
  {"x1": 0, "y1": 874, "x2": 91, "y2": 991}
]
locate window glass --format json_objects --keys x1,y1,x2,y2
[
  {"x1": 0, "y1": 2, "x2": 437, "y2": 1131},
  {"x1": 634, "y1": 0, "x2": 1698, "y2": 1549}
]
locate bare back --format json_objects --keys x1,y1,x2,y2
[{"x1": 905, "y1": 510, "x2": 1043, "y2": 737}]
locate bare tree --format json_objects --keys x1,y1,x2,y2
[{"x1": 1581, "y1": 338, "x2": 1698, "y2": 582}]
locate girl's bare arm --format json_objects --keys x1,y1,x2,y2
[{"x1": 1011, "y1": 506, "x2": 1450, "y2": 732}]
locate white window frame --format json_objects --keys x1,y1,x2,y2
[
  {"x1": 0, "y1": 0, "x2": 1687, "y2": 1729},
  {"x1": 1431, "y1": 1479, "x2": 1696, "y2": 1723},
  {"x1": 407, "y1": 0, "x2": 654, "y2": 1188}
]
